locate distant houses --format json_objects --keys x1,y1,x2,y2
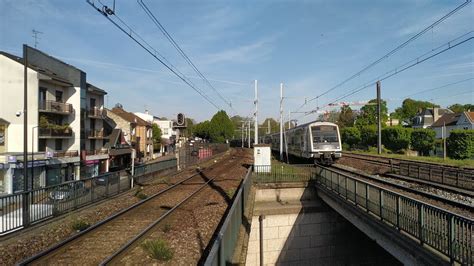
[{"x1": 430, "y1": 111, "x2": 474, "y2": 138}]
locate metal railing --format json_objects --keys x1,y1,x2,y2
[
  {"x1": 87, "y1": 129, "x2": 105, "y2": 138},
  {"x1": 315, "y1": 164, "x2": 473, "y2": 265},
  {"x1": 38, "y1": 128, "x2": 73, "y2": 138},
  {"x1": 343, "y1": 152, "x2": 474, "y2": 190},
  {"x1": 178, "y1": 143, "x2": 229, "y2": 170},
  {"x1": 133, "y1": 158, "x2": 177, "y2": 182},
  {"x1": 39, "y1": 100, "x2": 73, "y2": 114},
  {"x1": 84, "y1": 149, "x2": 108, "y2": 156},
  {"x1": 398, "y1": 161, "x2": 473, "y2": 190},
  {"x1": 203, "y1": 167, "x2": 252, "y2": 266},
  {"x1": 253, "y1": 164, "x2": 315, "y2": 183},
  {"x1": 87, "y1": 107, "x2": 104, "y2": 118},
  {"x1": 52, "y1": 150, "x2": 79, "y2": 158},
  {"x1": 0, "y1": 172, "x2": 128, "y2": 235}
]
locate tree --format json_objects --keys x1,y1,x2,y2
[
  {"x1": 448, "y1": 103, "x2": 474, "y2": 113},
  {"x1": 209, "y1": 110, "x2": 234, "y2": 143},
  {"x1": 182, "y1": 118, "x2": 195, "y2": 138},
  {"x1": 393, "y1": 98, "x2": 439, "y2": 124},
  {"x1": 152, "y1": 124, "x2": 162, "y2": 152},
  {"x1": 319, "y1": 110, "x2": 340, "y2": 123},
  {"x1": 355, "y1": 99, "x2": 388, "y2": 127},
  {"x1": 259, "y1": 118, "x2": 279, "y2": 135},
  {"x1": 341, "y1": 127, "x2": 361, "y2": 149},
  {"x1": 338, "y1": 105, "x2": 355, "y2": 128},
  {"x1": 381, "y1": 127, "x2": 412, "y2": 153},
  {"x1": 194, "y1": 120, "x2": 211, "y2": 140},
  {"x1": 360, "y1": 125, "x2": 377, "y2": 148},
  {"x1": 447, "y1": 130, "x2": 474, "y2": 159},
  {"x1": 411, "y1": 128, "x2": 436, "y2": 156}
]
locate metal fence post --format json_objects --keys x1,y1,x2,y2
[
  {"x1": 117, "y1": 173, "x2": 121, "y2": 193},
  {"x1": 419, "y1": 204, "x2": 424, "y2": 244},
  {"x1": 448, "y1": 215, "x2": 454, "y2": 263},
  {"x1": 396, "y1": 196, "x2": 400, "y2": 230},
  {"x1": 365, "y1": 184, "x2": 369, "y2": 212},
  {"x1": 379, "y1": 190, "x2": 383, "y2": 220}
]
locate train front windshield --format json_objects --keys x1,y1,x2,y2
[{"x1": 311, "y1": 125, "x2": 338, "y2": 144}]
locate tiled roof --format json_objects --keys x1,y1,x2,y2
[
  {"x1": 466, "y1": 112, "x2": 474, "y2": 123},
  {"x1": 110, "y1": 107, "x2": 150, "y2": 126},
  {"x1": 431, "y1": 113, "x2": 460, "y2": 127}
]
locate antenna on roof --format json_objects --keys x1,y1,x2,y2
[{"x1": 32, "y1": 29, "x2": 43, "y2": 48}]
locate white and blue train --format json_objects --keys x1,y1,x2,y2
[{"x1": 260, "y1": 121, "x2": 342, "y2": 165}]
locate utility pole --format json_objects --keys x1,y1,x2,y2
[
  {"x1": 23, "y1": 44, "x2": 29, "y2": 227},
  {"x1": 247, "y1": 119, "x2": 251, "y2": 148},
  {"x1": 376, "y1": 81, "x2": 382, "y2": 155},
  {"x1": 267, "y1": 119, "x2": 270, "y2": 134},
  {"x1": 288, "y1": 110, "x2": 290, "y2": 130},
  {"x1": 254, "y1": 80, "x2": 258, "y2": 145},
  {"x1": 241, "y1": 122, "x2": 244, "y2": 148},
  {"x1": 280, "y1": 83, "x2": 284, "y2": 161},
  {"x1": 442, "y1": 121, "x2": 447, "y2": 160}
]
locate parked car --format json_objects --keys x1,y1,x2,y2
[{"x1": 49, "y1": 181, "x2": 88, "y2": 201}]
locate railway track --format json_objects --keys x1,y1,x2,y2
[
  {"x1": 330, "y1": 164, "x2": 473, "y2": 213},
  {"x1": 342, "y1": 152, "x2": 474, "y2": 191},
  {"x1": 19, "y1": 155, "x2": 241, "y2": 265}
]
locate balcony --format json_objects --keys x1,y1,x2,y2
[
  {"x1": 51, "y1": 150, "x2": 79, "y2": 158},
  {"x1": 84, "y1": 149, "x2": 108, "y2": 156},
  {"x1": 39, "y1": 127, "x2": 73, "y2": 138},
  {"x1": 88, "y1": 107, "x2": 105, "y2": 119},
  {"x1": 39, "y1": 100, "x2": 73, "y2": 115},
  {"x1": 88, "y1": 129, "x2": 106, "y2": 139}
]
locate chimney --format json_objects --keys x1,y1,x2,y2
[{"x1": 433, "y1": 107, "x2": 440, "y2": 123}]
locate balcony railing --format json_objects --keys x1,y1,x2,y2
[
  {"x1": 38, "y1": 127, "x2": 73, "y2": 138},
  {"x1": 52, "y1": 150, "x2": 79, "y2": 158},
  {"x1": 39, "y1": 100, "x2": 73, "y2": 114},
  {"x1": 88, "y1": 107, "x2": 105, "y2": 118},
  {"x1": 85, "y1": 149, "x2": 108, "y2": 156},
  {"x1": 87, "y1": 129, "x2": 105, "y2": 139}
]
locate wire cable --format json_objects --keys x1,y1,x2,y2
[
  {"x1": 87, "y1": 0, "x2": 222, "y2": 110},
  {"x1": 295, "y1": 0, "x2": 472, "y2": 112},
  {"x1": 137, "y1": 0, "x2": 236, "y2": 113}
]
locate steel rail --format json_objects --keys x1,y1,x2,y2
[
  {"x1": 100, "y1": 172, "x2": 217, "y2": 265},
  {"x1": 18, "y1": 171, "x2": 203, "y2": 265},
  {"x1": 329, "y1": 164, "x2": 473, "y2": 210}
]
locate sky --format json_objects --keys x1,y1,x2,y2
[{"x1": 0, "y1": 0, "x2": 473, "y2": 124}]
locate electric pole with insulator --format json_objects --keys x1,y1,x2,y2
[
  {"x1": 254, "y1": 80, "x2": 258, "y2": 145},
  {"x1": 280, "y1": 83, "x2": 284, "y2": 161},
  {"x1": 376, "y1": 81, "x2": 382, "y2": 155}
]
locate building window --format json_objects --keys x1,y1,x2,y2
[
  {"x1": 131, "y1": 127, "x2": 136, "y2": 136},
  {"x1": 90, "y1": 139, "x2": 96, "y2": 151},
  {"x1": 55, "y1": 139, "x2": 62, "y2": 151},
  {"x1": 39, "y1": 88, "x2": 47, "y2": 103},
  {"x1": 0, "y1": 125, "x2": 5, "y2": 146},
  {"x1": 90, "y1": 98, "x2": 96, "y2": 109},
  {"x1": 163, "y1": 128, "x2": 169, "y2": 135},
  {"x1": 38, "y1": 139, "x2": 46, "y2": 152},
  {"x1": 55, "y1": 90, "x2": 63, "y2": 102}
]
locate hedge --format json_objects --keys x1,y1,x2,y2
[
  {"x1": 447, "y1": 129, "x2": 474, "y2": 159},
  {"x1": 411, "y1": 128, "x2": 436, "y2": 156},
  {"x1": 341, "y1": 127, "x2": 361, "y2": 149},
  {"x1": 359, "y1": 125, "x2": 377, "y2": 147},
  {"x1": 382, "y1": 127, "x2": 412, "y2": 153}
]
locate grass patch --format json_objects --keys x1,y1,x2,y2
[
  {"x1": 71, "y1": 219, "x2": 90, "y2": 232},
  {"x1": 135, "y1": 192, "x2": 148, "y2": 200},
  {"x1": 350, "y1": 150, "x2": 474, "y2": 168},
  {"x1": 226, "y1": 189, "x2": 236, "y2": 198},
  {"x1": 142, "y1": 238, "x2": 173, "y2": 261}
]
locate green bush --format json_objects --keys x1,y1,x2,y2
[
  {"x1": 142, "y1": 238, "x2": 173, "y2": 261},
  {"x1": 382, "y1": 127, "x2": 412, "y2": 153},
  {"x1": 359, "y1": 125, "x2": 377, "y2": 148},
  {"x1": 341, "y1": 127, "x2": 361, "y2": 149},
  {"x1": 411, "y1": 128, "x2": 436, "y2": 156},
  {"x1": 447, "y1": 130, "x2": 474, "y2": 159}
]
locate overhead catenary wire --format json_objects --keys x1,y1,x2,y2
[
  {"x1": 87, "y1": 0, "x2": 222, "y2": 110},
  {"x1": 294, "y1": 31, "x2": 474, "y2": 121},
  {"x1": 137, "y1": 0, "x2": 236, "y2": 114},
  {"x1": 295, "y1": 0, "x2": 472, "y2": 112},
  {"x1": 402, "y1": 77, "x2": 474, "y2": 98}
]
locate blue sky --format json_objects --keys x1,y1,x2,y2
[{"x1": 1, "y1": 0, "x2": 473, "y2": 123}]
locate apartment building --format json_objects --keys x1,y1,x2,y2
[
  {"x1": 82, "y1": 83, "x2": 109, "y2": 178},
  {"x1": 0, "y1": 46, "x2": 110, "y2": 194},
  {"x1": 134, "y1": 112, "x2": 176, "y2": 154},
  {"x1": 106, "y1": 106, "x2": 153, "y2": 162}
]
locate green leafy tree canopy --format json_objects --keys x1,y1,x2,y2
[{"x1": 355, "y1": 99, "x2": 388, "y2": 127}]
